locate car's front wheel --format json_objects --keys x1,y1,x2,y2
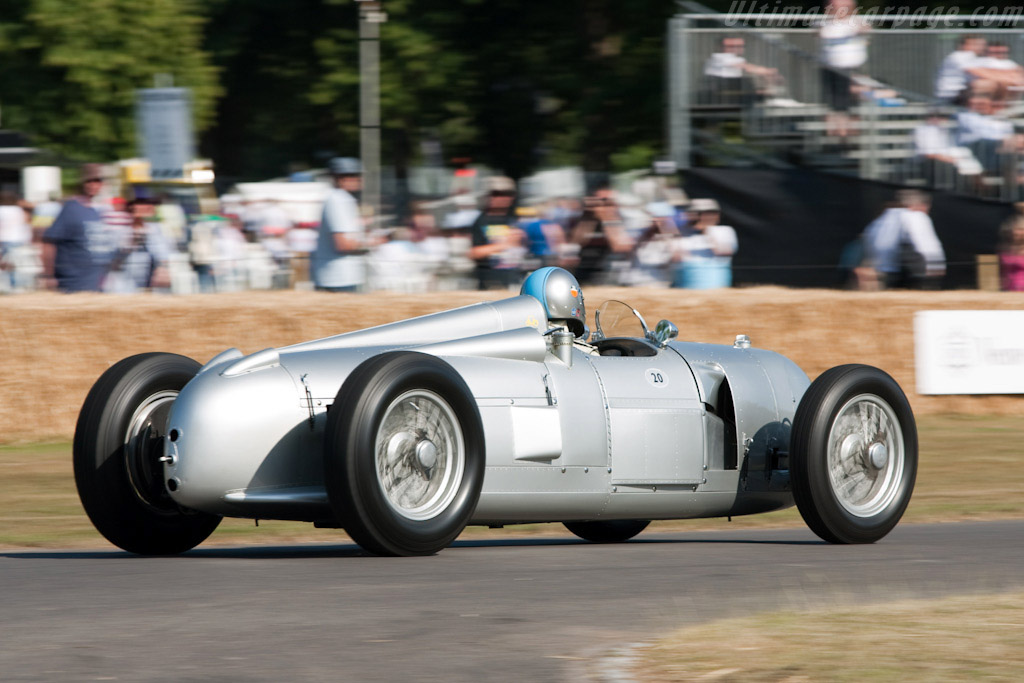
[
  {"x1": 324, "y1": 352, "x2": 485, "y2": 556},
  {"x1": 790, "y1": 364, "x2": 917, "y2": 544},
  {"x1": 74, "y1": 353, "x2": 221, "y2": 554}
]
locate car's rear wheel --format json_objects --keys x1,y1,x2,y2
[
  {"x1": 564, "y1": 520, "x2": 650, "y2": 543},
  {"x1": 74, "y1": 353, "x2": 221, "y2": 554},
  {"x1": 790, "y1": 364, "x2": 917, "y2": 544},
  {"x1": 324, "y1": 352, "x2": 485, "y2": 556}
]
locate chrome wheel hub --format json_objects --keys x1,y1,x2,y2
[
  {"x1": 826, "y1": 394, "x2": 905, "y2": 518},
  {"x1": 416, "y1": 440, "x2": 438, "y2": 470},
  {"x1": 869, "y1": 442, "x2": 889, "y2": 470},
  {"x1": 124, "y1": 390, "x2": 179, "y2": 514},
  {"x1": 375, "y1": 390, "x2": 464, "y2": 521}
]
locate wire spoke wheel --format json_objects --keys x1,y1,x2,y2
[
  {"x1": 827, "y1": 394, "x2": 905, "y2": 518},
  {"x1": 324, "y1": 352, "x2": 485, "y2": 556},
  {"x1": 375, "y1": 390, "x2": 465, "y2": 521},
  {"x1": 791, "y1": 364, "x2": 917, "y2": 544}
]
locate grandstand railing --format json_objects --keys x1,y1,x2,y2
[{"x1": 669, "y1": 12, "x2": 1024, "y2": 200}]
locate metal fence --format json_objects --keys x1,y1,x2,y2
[{"x1": 668, "y1": 13, "x2": 1024, "y2": 200}]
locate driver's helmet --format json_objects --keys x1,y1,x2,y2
[{"x1": 520, "y1": 267, "x2": 586, "y2": 338}]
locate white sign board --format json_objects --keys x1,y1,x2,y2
[
  {"x1": 915, "y1": 310, "x2": 1024, "y2": 395},
  {"x1": 20, "y1": 166, "x2": 61, "y2": 203},
  {"x1": 136, "y1": 88, "x2": 195, "y2": 179}
]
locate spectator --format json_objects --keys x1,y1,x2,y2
[
  {"x1": 312, "y1": 157, "x2": 366, "y2": 292},
  {"x1": 42, "y1": 164, "x2": 117, "y2": 292},
  {"x1": 0, "y1": 191, "x2": 32, "y2": 289},
  {"x1": 627, "y1": 202, "x2": 678, "y2": 287},
  {"x1": 955, "y1": 95, "x2": 1016, "y2": 173},
  {"x1": 999, "y1": 207, "x2": 1024, "y2": 291},
  {"x1": 518, "y1": 206, "x2": 564, "y2": 269},
  {"x1": 370, "y1": 227, "x2": 427, "y2": 291},
  {"x1": 259, "y1": 201, "x2": 293, "y2": 265},
  {"x1": 412, "y1": 206, "x2": 454, "y2": 288},
  {"x1": 545, "y1": 197, "x2": 581, "y2": 235},
  {"x1": 704, "y1": 36, "x2": 783, "y2": 104},
  {"x1": 31, "y1": 191, "x2": 63, "y2": 231},
  {"x1": 442, "y1": 193, "x2": 480, "y2": 230},
  {"x1": 155, "y1": 194, "x2": 188, "y2": 248},
  {"x1": 914, "y1": 110, "x2": 982, "y2": 184},
  {"x1": 935, "y1": 35, "x2": 987, "y2": 103},
  {"x1": 408, "y1": 202, "x2": 438, "y2": 240},
  {"x1": 819, "y1": 0, "x2": 870, "y2": 135},
  {"x1": 468, "y1": 176, "x2": 525, "y2": 289},
  {"x1": 863, "y1": 190, "x2": 945, "y2": 289},
  {"x1": 103, "y1": 196, "x2": 132, "y2": 232},
  {"x1": 214, "y1": 216, "x2": 250, "y2": 291},
  {"x1": 975, "y1": 41, "x2": 1024, "y2": 102},
  {"x1": 104, "y1": 199, "x2": 172, "y2": 293},
  {"x1": 261, "y1": 200, "x2": 292, "y2": 237},
  {"x1": 286, "y1": 222, "x2": 318, "y2": 255},
  {"x1": 672, "y1": 198, "x2": 738, "y2": 289},
  {"x1": 188, "y1": 215, "x2": 220, "y2": 293},
  {"x1": 618, "y1": 193, "x2": 656, "y2": 240},
  {"x1": 239, "y1": 199, "x2": 263, "y2": 238},
  {"x1": 571, "y1": 187, "x2": 633, "y2": 285}
]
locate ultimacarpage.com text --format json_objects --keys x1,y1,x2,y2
[{"x1": 722, "y1": 3, "x2": 1024, "y2": 29}]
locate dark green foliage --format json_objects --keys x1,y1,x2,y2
[
  {"x1": 7, "y1": 1, "x2": 1000, "y2": 177},
  {"x1": 0, "y1": 0, "x2": 219, "y2": 161},
  {"x1": 202, "y1": 0, "x2": 677, "y2": 178}
]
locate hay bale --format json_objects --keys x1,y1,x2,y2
[{"x1": 1, "y1": 287, "x2": 1021, "y2": 443}]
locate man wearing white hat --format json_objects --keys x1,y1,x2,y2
[{"x1": 673, "y1": 198, "x2": 738, "y2": 289}]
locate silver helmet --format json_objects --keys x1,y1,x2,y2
[{"x1": 520, "y1": 267, "x2": 586, "y2": 338}]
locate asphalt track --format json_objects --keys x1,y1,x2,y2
[{"x1": 3, "y1": 520, "x2": 1023, "y2": 682}]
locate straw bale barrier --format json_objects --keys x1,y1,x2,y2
[{"x1": 1, "y1": 287, "x2": 1021, "y2": 443}]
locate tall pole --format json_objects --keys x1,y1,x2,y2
[{"x1": 359, "y1": 1, "x2": 384, "y2": 226}]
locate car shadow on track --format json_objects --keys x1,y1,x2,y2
[
  {"x1": 0, "y1": 545, "x2": 367, "y2": 560},
  {"x1": 0, "y1": 534, "x2": 822, "y2": 560},
  {"x1": 453, "y1": 536, "x2": 823, "y2": 549}
]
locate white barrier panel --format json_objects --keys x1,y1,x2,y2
[{"x1": 915, "y1": 311, "x2": 1024, "y2": 395}]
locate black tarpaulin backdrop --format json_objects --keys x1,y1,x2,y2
[{"x1": 682, "y1": 168, "x2": 1014, "y2": 288}]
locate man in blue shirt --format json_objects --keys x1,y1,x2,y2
[
  {"x1": 312, "y1": 157, "x2": 366, "y2": 292},
  {"x1": 42, "y1": 164, "x2": 116, "y2": 292}
]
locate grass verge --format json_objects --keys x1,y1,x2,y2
[
  {"x1": 2, "y1": 414, "x2": 1022, "y2": 549},
  {"x1": 632, "y1": 591, "x2": 1024, "y2": 681}
]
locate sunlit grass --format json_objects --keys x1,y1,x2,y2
[{"x1": 633, "y1": 591, "x2": 1024, "y2": 682}]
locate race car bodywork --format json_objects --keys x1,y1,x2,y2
[{"x1": 74, "y1": 281, "x2": 917, "y2": 556}]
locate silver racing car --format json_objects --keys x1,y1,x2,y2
[{"x1": 74, "y1": 267, "x2": 917, "y2": 556}]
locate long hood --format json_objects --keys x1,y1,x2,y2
[
  {"x1": 196, "y1": 295, "x2": 551, "y2": 401},
  {"x1": 283, "y1": 295, "x2": 547, "y2": 353}
]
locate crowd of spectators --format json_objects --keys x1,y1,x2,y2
[
  {"x1": 914, "y1": 35, "x2": 1024, "y2": 190},
  {"x1": 6, "y1": 158, "x2": 1023, "y2": 295},
  {"x1": 310, "y1": 162, "x2": 739, "y2": 294},
  {"x1": 0, "y1": 165, "x2": 291, "y2": 295},
  {"x1": 698, "y1": 0, "x2": 1024, "y2": 197},
  {"x1": 0, "y1": 161, "x2": 740, "y2": 295}
]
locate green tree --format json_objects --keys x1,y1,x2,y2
[
  {"x1": 0, "y1": 0, "x2": 219, "y2": 161},
  {"x1": 202, "y1": 0, "x2": 478, "y2": 180}
]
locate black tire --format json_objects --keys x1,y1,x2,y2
[
  {"x1": 564, "y1": 520, "x2": 650, "y2": 543},
  {"x1": 324, "y1": 352, "x2": 485, "y2": 556},
  {"x1": 790, "y1": 364, "x2": 917, "y2": 544},
  {"x1": 74, "y1": 353, "x2": 221, "y2": 554}
]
